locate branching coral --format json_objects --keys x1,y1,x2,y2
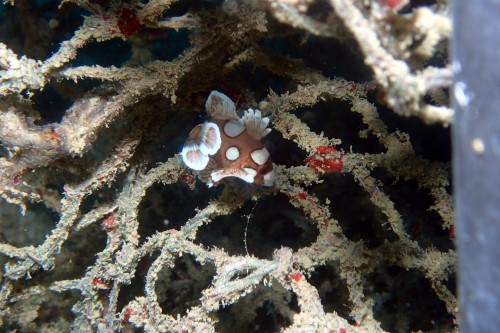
[{"x1": 0, "y1": 0, "x2": 455, "y2": 332}]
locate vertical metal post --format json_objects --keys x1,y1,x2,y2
[{"x1": 452, "y1": 1, "x2": 500, "y2": 332}]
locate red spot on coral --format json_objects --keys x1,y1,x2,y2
[
  {"x1": 101, "y1": 214, "x2": 116, "y2": 231},
  {"x1": 12, "y1": 168, "x2": 28, "y2": 185},
  {"x1": 449, "y1": 225, "x2": 455, "y2": 238},
  {"x1": 181, "y1": 174, "x2": 195, "y2": 185},
  {"x1": 339, "y1": 328, "x2": 347, "y2": 333},
  {"x1": 289, "y1": 273, "x2": 301, "y2": 283},
  {"x1": 298, "y1": 192, "x2": 307, "y2": 200},
  {"x1": 117, "y1": 8, "x2": 142, "y2": 37},
  {"x1": 305, "y1": 146, "x2": 344, "y2": 174},
  {"x1": 92, "y1": 277, "x2": 109, "y2": 289},
  {"x1": 380, "y1": 0, "x2": 404, "y2": 9},
  {"x1": 123, "y1": 307, "x2": 134, "y2": 324}
]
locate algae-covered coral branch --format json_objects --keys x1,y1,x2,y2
[{"x1": 0, "y1": 0, "x2": 455, "y2": 332}]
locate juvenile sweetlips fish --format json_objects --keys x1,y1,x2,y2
[{"x1": 181, "y1": 91, "x2": 275, "y2": 187}]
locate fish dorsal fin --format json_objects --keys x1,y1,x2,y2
[
  {"x1": 205, "y1": 91, "x2": 238, "y2": 120},
  {"x1": 242, "y1": 108, "x2": 271, "y2": 140}
]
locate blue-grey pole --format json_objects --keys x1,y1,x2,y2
[{"x1": 452, "y1": 1, "x2": 500, "y2": 332}]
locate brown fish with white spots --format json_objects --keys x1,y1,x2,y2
[{"x1": 181, "y1": 91, "x2": 275, "y2": 187}]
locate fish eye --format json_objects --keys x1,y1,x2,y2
[{"x1": 259, "y1": 167, "x2": 268, "y2": 175}]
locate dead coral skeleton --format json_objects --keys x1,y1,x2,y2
[{"x1": 0, "y1": 0, "x2": 455, "y2": 332}]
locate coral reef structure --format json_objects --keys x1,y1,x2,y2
[{"x1": 0, "y1": 0, "x2": 454, "y2": 332}]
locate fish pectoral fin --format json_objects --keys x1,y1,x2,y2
[
  {"x1": 181, "y1": 143, "x2": 209, "y2": 170},
  {"x1": 185, "y1": 122, "x2": 221, "y2": 156},
  {"x1": 199, "y1": 122, "x2": 222, "y2": 155}
]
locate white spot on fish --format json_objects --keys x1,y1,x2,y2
[
  {"x1": 251, "y1": 147, "x2": 270, "y2": 165},
  {"x1": 225, "y1": 146, "x2": 240, "y2": 160}
]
